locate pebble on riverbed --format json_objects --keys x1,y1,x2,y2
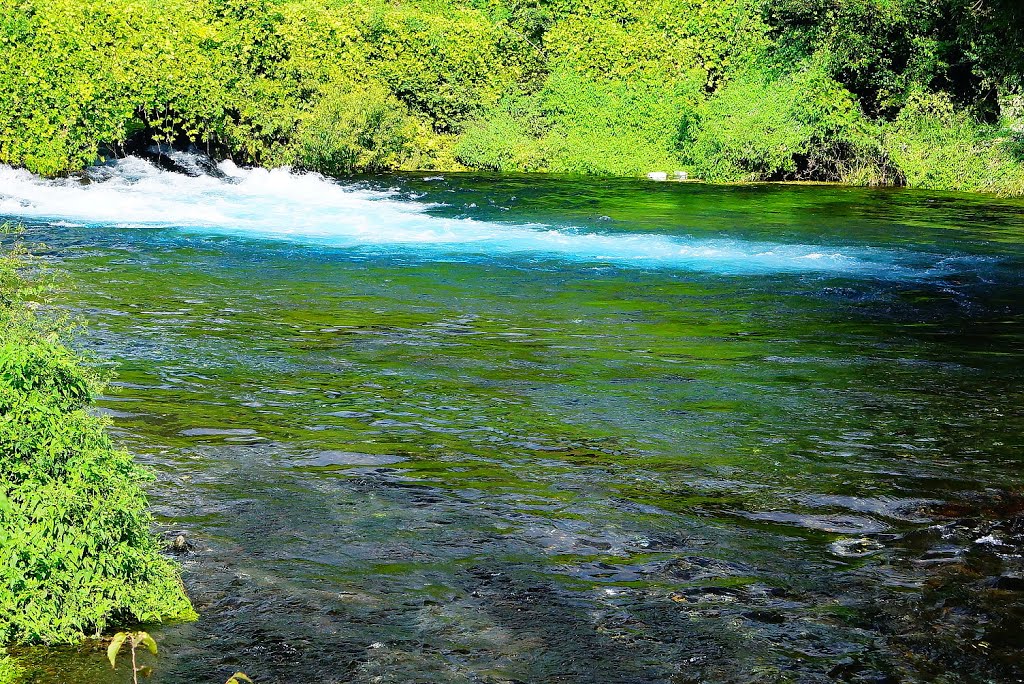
[{"x1": 828, "y1": 537, "x2": 885, "y2": 558}]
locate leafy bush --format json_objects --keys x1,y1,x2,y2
[
  {"x1": 290, "y1": 84, "x2": 417, "y2": 175},
  {"x1": 0, "y1": 0, "x2": 235, "y2": 175},
  {"x1": 0, "y1": 653, "x2": 16, "y2": 684},
  {"x1": 763, "y1": 0, "x2": 1024, "y2": 120},
  {"x1": 457, "y1": 70, "x2": 700, "y2": 175},
  {"x1": 542, "y1": 73, "x2": 699, "y2": 175},
  {"x1": 684, "y1": 62, "x2": 886, "y2": 182},
  {"x1": 0, "y1": 245, "x2": 195, "y2": 645},
  {"x1": 2, "y1": 0, "x2": 1024, "y2": 191},
  {"x1": 544, "y1": 0, "x2": 768, "y2": 89},
  {"x1": 362, "y1": 3, "x2": 525, "y2": 133},
  {"x1": 882, "y1": 91, "x2": 1024, "y2": 194},
  {"x1": 456, "y1": 106, "x2": 551, "y2": 172},
  {"x1": 763, "y1": 0, "x2": 939, "y2": 116}
]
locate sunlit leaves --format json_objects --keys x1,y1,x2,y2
[{"x1": 0, "y1": 0, "x2": 1021, "y2": 189}]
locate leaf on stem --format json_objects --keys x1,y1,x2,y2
[
  {"x1": 137, "y1": 632, "x2": 158, "y2": 656},
  {"x1": 107, "y1": 632, "x2": 128, "y2": 669}
]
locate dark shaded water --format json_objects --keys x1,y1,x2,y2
[{"x1": 2, "y1": 159, "x2": 1024, "y2": 683}]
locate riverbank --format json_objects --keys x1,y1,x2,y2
[
  {"x1": 2, "y1": 0, "x2": 1024, "y2": 195},
  {"x1": 0, "y1": 238, "x2": 195, "y2": 678}
]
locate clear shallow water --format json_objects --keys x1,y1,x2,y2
[{"x1": 3, "y1": 157, "x2": 1024, "y2": 683}]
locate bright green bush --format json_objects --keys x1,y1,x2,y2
[
  {"x1": 0, "y1": 247, "x2": 195, "y2": 646},
  {"x1": 763, "y1": 0, "x2": 1024, "y2": 120},
  {"x1": 0, "y1": 0, "x2": 236, "y2": 174},
  {"x1": 457, "y1": 70, "x2": 700, "y2": 174},
  {"x1": 1, "y1": 0, "x2": 1024, "y2": 191},
  {"x1": 361, "y1": 3, "x2": 524, "y2": 133},
  {"x1": 0, "y1": 652, "x2": 16, "y2": 684},
  {"x1": 684, "y1": 62, "x2": 885, "y2": 182},
  {"x1": 290, "y1": 84, "x2": 417, "y2": 175},
  {"x1": 544, "y1": 0, "x2": 768, "y2": 89},
  {"x1": 882, "y1": 91, "x2": 1024, "y2": 194},
  {"x1": 539, "y1": 72, "x2": 699, "y2": 175},
  {"x1": 763, "y1": 0, "x2": 939, "y2": 116},
  {"x1": 456, "y1": 105, "x2": 551, "y2": 172}
]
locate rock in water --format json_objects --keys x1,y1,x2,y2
[{"x1": 168, "y1": 534, "x2": 190, "y2": 554}]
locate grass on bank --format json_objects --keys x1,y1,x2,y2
[{"x1": 0, "y1": 234, "x2": 195, "y2": 679}]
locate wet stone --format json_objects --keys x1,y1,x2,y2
[
  {"x1": 162, "y1": 530, "x2": 195, "y2": 554},
  {"x1": 742, "y1": 609, "x2": 786, "y2": 625}
]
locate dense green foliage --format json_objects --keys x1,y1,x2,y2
[
  {"x1": 1, "y1": 0, "x2": 1024, "y2": 192},
  {"x1": 0, "y1": 241, "x2": 195, "y2": 649},
  {"x1": 0, "y1": 653, "x2": 14, "y2": 684}
]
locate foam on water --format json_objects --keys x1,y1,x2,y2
[{"x1": 0, "y1": 155, "x2": 946, "y2": 277}]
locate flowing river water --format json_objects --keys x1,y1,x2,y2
[{"x1": 1, "y1": 156, "x2": 1023, "y2": 683}]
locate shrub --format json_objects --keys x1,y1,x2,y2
[
  {"x1": 457, "y1": 70, "x2": 701, "y2": 175},
  {"x1": 0, "y1": 246, "x2": 195, "y2": 646},
  {"x1": 456, "y1": 106, "x2": 550, "y2": 172},
  {"x1": 882, "y1": 90, "x2": 1024, "y2": 194},
  {"x1": 362, "y1": 3, "x2": 523, "y2": 133},
  {"x1": 543, "y1": 0, "x2": 768, "y2": 89},
  {"x1": 0, "y1": 0, "x2": 234, "y2": 175},
  {"x1": 540, "y1": 73, "x2": 696, "y2": 175},
  {"x1": 0, "y1": 653, "x2": 16, "y2": 684},
  {"x1": 684, "y1": 61, "x2": 885, "y2": 182},
  {"x1": 2, "y1": 0, "x2": 1024, "y2": 192},
  {"x1": 289, "y1": 84, "x2": 418, "y2": 175}
]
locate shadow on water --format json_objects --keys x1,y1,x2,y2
[{"x1": 2, "y1": 158, "x2": 1024, "y2": 682}]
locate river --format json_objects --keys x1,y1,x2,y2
[{"x1": 1, "y1": 155, "x2": 1023, "y2": 683}]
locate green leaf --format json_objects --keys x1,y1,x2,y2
[
  {"x1": 107, "y1": 632, "x2": 127, "y2": 669},
  {"x1": 137, "y1": 631, "x2": 158, "y2": 655}
]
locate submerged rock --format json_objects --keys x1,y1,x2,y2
[
  {"x1": 992, "y1": 574, "x2": 1024, "y2": 591},
  {"x1": 829, "y1": 537, "x2": 885, "y2": 558}
]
